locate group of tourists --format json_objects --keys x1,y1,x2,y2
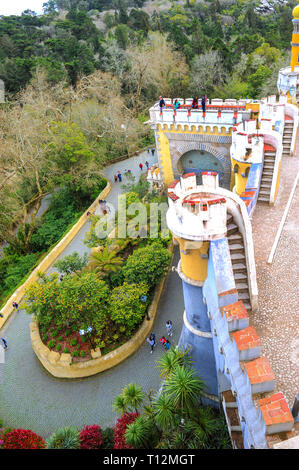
[
  {"x1": 159, "y1": 95, "x2": 207, "y2": 113},
  {"x1": 146, "y1": 320, "x2": 173, "y2": 354}
]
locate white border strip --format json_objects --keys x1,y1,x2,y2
[
  {"x1": 267, "y1": 170, "x2": 299, "y2": 264},
  {"x1": 183, "y1": 310, "x2": 212, "y2": 338}
]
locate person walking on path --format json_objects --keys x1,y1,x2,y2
[
  {"x1": 0, "y1": 312, "x2": 3, "y2": 318},
  {"x1": 146, "y1": 336, "x2": 155, "y2": 354},
  {"x1": 145, "y1": 161, "x2": 149, "y2": 169},
  {"x1": 1, "y1": 337, "x2": 8, "y2": 351},
  {"x1": 160, "y1": 336, "x2": 166, "y2": 348},
  {"x1": 12, "y1": 302, "x2": 18, "y2": 311},
  {"x1": 139, "y1": 162, "x2": 143, "y2": 171},
  {"x1": 151, "y1": 148, "x2": 155, "y2": 156},
  {"x1": 149, "y1": 332, "x2": 156, "y2": 348},
  {"x1": 165, "y1": 339, "x2": 171, "y2": 351},
  {"x1": 117, "y1": 171, "x2": 122, "y2": 182},
  {"x1": 166, "y1": 320, "x2": 173, "y2": 337},
  {"x1": 114, "y1": 174, "x2": 118, "y2": 182}
]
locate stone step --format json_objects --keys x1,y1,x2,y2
[
  {"x1": 264, "y1": 151, "x2": 276, "y2": 156},
  {"x1": 259, "y1": 189, "x2": 270, "y2": 198},
  {"x1": 229, "y1": 243, "x2": 245, "y2": 254},
  {"x1": 235, "y1": 283, "x2": 249, "y2": 293},
  {"x1": 263, "y1": 164, "x2": 274, "y2": 170},
  {"x1": 227, "y1": 223, "x2": 238, "y2": 236},
  {"x1": 234, "y1": 272, "x2": 248, "y2": 281},
  {"x1": 258, "y1": 196, "x2": 270, "y2": 203},
  {"x1": 232, "y1": 263, "x2": 247, "y2": 273},
  {"x1": 231, "y1": 253, "x2": 246, "y2": 264},
  {"x1": 228, "y1": 231, "x2": 242, "y2": 241},
  {"x1": 260, "y1": 184, "x2": 271, "y2": 190},
  {"x1": 227, "y1": 213, "x2": 233, "y2": 224},
  {"x1": 238, "y1": 292, "x2": 250, "y2": 302},
  {"x1": 264, "y1": 156, "x2": 275, "y2": 161},
  {"x1": 261, "y1": 174, "x2": 272, "y2": 180}
]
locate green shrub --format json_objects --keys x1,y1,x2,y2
[
  {"x1": 65, "y1": 330, "x2": 71, "y2": 337},
  {"x1": 121, "y1": 243, "x2": 171, "y2": 287},
  {"x1": 81, "y1": 336, "x2": 87, "y2": 343},
  {"x1": 57, "y1": 336, "x2": 63, "y2": 342},
  {"x1": 42, "y1": 334, "x2": 48, "y2": 343},
  {"x1": 80, "y1": 351, "x2": 85, "y2": 357},
  {"x1": 63, "y1": 348, "x2": 70, "y2": 354},
  {"x1": 51, "y1": 330, "x2": 59, "y2": 338},
  {"x1": 41, "y1": 326, "x2": 47, "y2": 335},
  {"x1": 56, "y1": 344, "x2": 61, "y2": 352},
  {"x1": 110, "y1": 282, "x2": 149, "y2": 333},
  {"x1": 46, "y1": 427, "x2": 80, "y2": 449},
  {"x1": 48, "y1": 339, "x2": 56, "y2": 349},
  {"x1": 101, "y1": 427, "x2": 114, "y2": 449},
  {"x1": 70, "y1": 338, "x2": 77, "y2": 347},
  {"x1": 72, "y1": 350, "x2": 79, "y2": 357},
  {"x1": 72, "y1": 325, "x2": 77, "y2": 333}
]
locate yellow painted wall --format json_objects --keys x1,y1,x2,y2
[
  {"x1": 291, "y1": 30, "x2": 299, "y2": 70},
  {"x1": 274, "y1": 160, "x2": 281, "y2": 203},
  {"x1": 176, "y1": 237, "x2": 210, "y2": 282},
  {"x1": 231, "y1": 159, "x2": 251, "y2": 195}
]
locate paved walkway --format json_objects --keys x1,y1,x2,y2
[
  {"x1": 0, "y1": 150, "x2": 185, "y2": 438},
  {"x1": 251, "y1": 143, "x2": 299, "y2": 407}
]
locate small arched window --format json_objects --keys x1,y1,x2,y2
[{"x1": 233, "y1": 164, "x2": 239, "y2": 174}]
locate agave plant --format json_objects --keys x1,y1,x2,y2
[{"x1": 46, "y1": 426, "x2": 80, "y2": 449}]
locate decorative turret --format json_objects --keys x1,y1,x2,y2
[{"x1": 291, "y1": 5, "x2": 299, "y2": 71}]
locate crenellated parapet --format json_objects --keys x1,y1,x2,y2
[{"x1": 203, "y1": 238, "x2": 295, "y2": 448}]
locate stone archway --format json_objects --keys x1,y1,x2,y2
[
  {"x1": 178, "y1": 149, "x2": 226, "y2": 187},
  {"x1": 168, "y1": 137, "x2": 231, "y2": 189}
]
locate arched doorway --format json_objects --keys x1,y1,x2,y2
[{"x1": 178, "y1": 149, "x2": 229, "y2": 188}]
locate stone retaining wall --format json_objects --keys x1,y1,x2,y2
[
  {"x1": 0, "y1": 182, "x2": 111, "y2": 329},
  {"x1": 30, "y1": 245, "x2": 173, "y2": 378}
]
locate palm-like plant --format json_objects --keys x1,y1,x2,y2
[
  {"x1": 122, "y1": 383, "x2": 145, "y2": 413},
  {"x1": 152, "y1": 392, "x2": 177, "y2": 430},
  {"x1": 125, "y1": 415, "x2": 152, "y2": 449},
  {"x1": 165, "y1": 365, "x2": 205, "y2": 414},
  {"x1": 88, "y1": 246, "x2": 123, "y2": 280},
  {"x1": 156, "y1": 347, "x2": 192, "y2": 379},
  {"x1": 46, "y1": 427, "x2": 80, "y2": 449},
  {"x1": 113, "y1": 394, "x2": 127, "y2": 415}
]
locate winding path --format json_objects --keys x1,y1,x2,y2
[{"x1": 0, "y1": 151, "x2": 184, "y2": 438}]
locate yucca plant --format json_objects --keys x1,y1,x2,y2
[
  {"x1": 125, "y1": 415, "x2": 153, "y2": 449},
  {"x1": 46, "y1": 426, "x2": 80, "y2": 449},
  {"x1": 88, "y1": 246, "x2": 123, "y2": 280},
  {"x1": 156, "y1": 347, "x2": 192, "y2": 379}
]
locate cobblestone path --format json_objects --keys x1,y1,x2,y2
[
  {"x1": 0, "y1": 151, "x2": 185, "y2": 438},
  {"x1": 251, "y1": 142, "x2": 299, "y2": 408}
]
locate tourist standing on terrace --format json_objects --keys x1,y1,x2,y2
[
  {"x1": 159, "y1": 96, "x2": 165, "y2": 113},
  {"x1": 191, "y1": 97, "x2": 199, "y2": 109},
  {"x1": 139, "y1": 162, "x2": 143, "y2": 171},
  {"x1": 201, "y1": 95, "x2": 207, "y2": 113},
  {"x1": 173, "y1": 99, "x2": 181, "y2": 110}
]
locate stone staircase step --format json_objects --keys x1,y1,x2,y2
[
  {"x1": 238, "y1": 292, "x2": 250, "y2": 302},
  {"x1": 227, "y1": 223, "x2": 238, "y2": 236},
  {"x1": 235, "y1": 283, "x2": 249, "y2": 293},
  {"x1": 229, "y1": 244, "x2": 245, "y2": 254},
  {"x1": 231, "y1": 253, "x2": 246, "y2": 263},
  {"x1": 259, "y1": 189, "x2": 270, "y2": 196},
  {"x1": 232, "y1": 263, "x2": 247, "y2": 273},
  {"x1": 258, "y1": 196, "x2": 270, "y2": 202},
  {"x1": 234, "y1": 272, "x2": 248, "y2": 281},
  {"x1": 228, "y1": 232, "x2": 243, "y2": 243}
]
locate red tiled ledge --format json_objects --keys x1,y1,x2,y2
[
  {"x1": 220, "y1": 300, "x2": 249, "y2": 332},
  {"x1": 259, "y1": 393, "x2": 294, "y2": 435},
  {"x1": 244, "y1": 357, "x2": 275, "y2": 394},
  {"x1": 233, "y1": 326, "x2": 261, "y2": 361}
]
